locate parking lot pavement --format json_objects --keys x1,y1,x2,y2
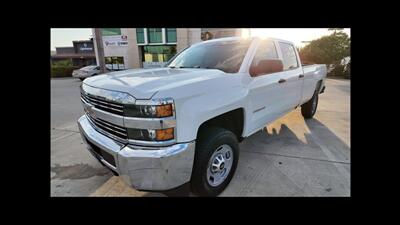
[
  {"x1": 51, "y1": 77, "x2": 350, "y2": 197},
  {"x1": 51, "y1": 78, "x2": 113, "y2": 196}
]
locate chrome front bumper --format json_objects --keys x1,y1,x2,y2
[{"x1": 77, "y1": 115, "x2": 195, "y2": 191}]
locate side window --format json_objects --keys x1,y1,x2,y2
[
  {"x1": 279, "y1": 42, "x2": 299, "y2": 70},
  {"x1": 251, "y1": 41, "x2": 278, "y2": 67}
]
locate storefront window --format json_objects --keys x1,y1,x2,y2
[
  {"x1": 142, "y1": 46, "x2": 176, "y2": 62},
  {"x1": 101, "y1": 28, "x2": 121, "y2": 36},
  {"x1": 166, "y1": 28, "x2": 177, "y2": 43},
  {"x1": 147, "y1": 28, "x2": 163, "y2": 43},
  {"x1": 136, "y1": 28, "x2": 145, "y2": 44},
  {"x1": 105, "y1": 56, "x2": 125, "y2": 70}
]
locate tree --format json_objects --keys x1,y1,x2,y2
[
  {"x1": 299, "y1": 31, "x2": 350, "y2": 65},
  {"x1": 328, "y1": 28, "x2": 344, "y2": 35}
]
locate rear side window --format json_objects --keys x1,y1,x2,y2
[
  {"x1": 251, "y1": 41, "x2": 279, "y2": 67},
  {"x1": 279, "y1": 42, "x2": 298, "y2": 70}
]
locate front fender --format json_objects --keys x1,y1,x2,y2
[{"x1": 174, "y1": 85, "x2": 248, "y2": 143}]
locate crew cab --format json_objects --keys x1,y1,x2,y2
[{"x1": 77, "y1": 37, "x2": 326, "y2": 196}]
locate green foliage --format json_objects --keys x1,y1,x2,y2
[
  {"x1": 327, "y1": 62, "x2": 351, "y2": 79},
  {"x1": 51, "y1": 66, "x2": 79, "y2": 78},
  {"x1": 52, "y1": 59, "x2": 72, "y2": 67},
  {"x1": 299, "y1": 31, "x2": 350, "y2": 65},
  {"x1": 329, "y1": 64, "x2": 345, "y2": 77},
  {"x1": 51, "y1": 59, "x2": 78, "y2": 77}
]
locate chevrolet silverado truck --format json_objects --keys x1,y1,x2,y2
[{"x1": 78, "y1": 37, "x2": 326, "y2": 196}]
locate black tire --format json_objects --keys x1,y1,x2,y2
[
  {"x1": 301, "y1": 91, "x2": 319, "y2": 119},
  {"x1": 79, "y1": 78, "x2": 85, "y2": 81},
  {"x1": 190, "y1": 127, "x2": 239, "y2": 196}
]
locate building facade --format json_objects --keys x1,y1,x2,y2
[
  {"x1": 51, "y1": 40, "x2": 96, "y2": 67},
  {"x1": 93, "y1": 28, "x2": 245, "y2": 70}
]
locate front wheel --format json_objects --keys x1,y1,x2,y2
[{"x1": 190, "y1": 127, "x2": 239, "y2": 196}]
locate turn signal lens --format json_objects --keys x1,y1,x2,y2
[
  {"x1": 156, "y1": 104, "x2": 173, "y2": 117},
  {"x1": 156, "y1": 128, "x2": 174, "y2": 141}
]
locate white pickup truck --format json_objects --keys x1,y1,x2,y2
[{"x1": 78, "y1": 37, "x2": 326, "y2": 196}]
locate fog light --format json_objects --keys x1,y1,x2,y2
[{"x1": 156, "y1": 128, "x2": 174, "y2": 141}]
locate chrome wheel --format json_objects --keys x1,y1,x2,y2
[{"x1": 206, "y1": 144, "x2": 234, "y2": 187}]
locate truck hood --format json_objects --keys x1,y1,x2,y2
[{"x1": 83, "y1": 68, "x2": 228, "y2": 99}]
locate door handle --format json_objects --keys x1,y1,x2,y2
[
  {"x1": 278, "y1": 79, "x2": 286, "y2": 84},
  {"x1": 298, "y1": 74, "x2": 304, "y2": 78}
]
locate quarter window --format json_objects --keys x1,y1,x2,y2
[{"x1": 279, "y1": 42, "x2": 299, "y2": 70}]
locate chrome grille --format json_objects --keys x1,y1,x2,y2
[
  {"x1": 86, "y1": 113, "x2": 128, "y2": 141},
  {"x1": 81, "y1": 92, "x2": 124, "y2": 116}
]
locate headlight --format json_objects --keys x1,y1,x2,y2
[
  {"x1": 124, "y1": 102, "x2": 173, "y2": 118},
  {"x1": 125, "y1": 98, "x2": 175, "y2": 141},
  {"x1": 127, "y1": 128, "x2": 174, "y2": 141}
]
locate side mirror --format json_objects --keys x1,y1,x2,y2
[{"x1": 250, "y1": 59, "x2": 283, "y2": 77}]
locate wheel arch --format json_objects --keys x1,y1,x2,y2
[{"x1": 196, "y1": 108, "x2": 245, "y2": 142}]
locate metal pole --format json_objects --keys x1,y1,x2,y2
[{"x1": 94, "y1": 28, "x2": 106, "y2": 73}]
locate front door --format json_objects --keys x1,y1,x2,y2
[{"x1": 247, "y1": 40, "x2": 289, "y2": 133}]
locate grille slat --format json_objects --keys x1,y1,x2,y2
[
  {"x1": 81, "y1": 90, "x2": 129, "y2": 142},
  {"x1": 85, "y1": 94, "x2": 124, "y2": 108},
  {"x1": 81, "y1": 97, "x2": 124, "y2": 114},
  {"x1": 82, "y1": 97, "x2": 124, "y2": 111},
  {"x1": 87, "y1": 114, "x2": 128, "y2": 140},
  {"x1": 94, "y1": 117, "x2": 127, "y2": 133},
  {"x1": 81, "y1": 92, "x2": 124, "y2": 115}
]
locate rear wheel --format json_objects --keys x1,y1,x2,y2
[
  {"x1": 301, "y1": 91, "x2": 319, "y2": 119},
  {"x1": 190, "y1": 127, "x2": 239, "y2": 196}
]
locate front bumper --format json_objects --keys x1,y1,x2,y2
[{"x1": 77, "y1": 115, "x2": 195, "y2": 191}]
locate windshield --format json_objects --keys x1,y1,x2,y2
[{"x1": 167, "y1": 39, "x2": 251, "y2": 73}]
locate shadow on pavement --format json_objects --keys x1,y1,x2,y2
[
  {"x1": 253, "y1": 117, "x2": 350, "y2": 161},
  {"x1": 156, "y1": 182, "x2": 193, "y2": 197}
]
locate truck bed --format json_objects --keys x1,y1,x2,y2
[{"x1": 302, "y1": 64, "x2": 327, "y2": 80}]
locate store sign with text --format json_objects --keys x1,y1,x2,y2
[
  {"x1": 80, "y1": 43, "x2": 93, "y2": 51},
  {"x1": 103, "y1": 35, "x2": 128, "y2": 47}
]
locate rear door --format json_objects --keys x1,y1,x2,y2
[{"x1": 276, "y1": 41, "x2": 304, "y2": 112}]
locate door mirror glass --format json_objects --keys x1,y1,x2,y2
[{"x1": 250, "y1": 59, "x2": 283, "y2": 77}]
